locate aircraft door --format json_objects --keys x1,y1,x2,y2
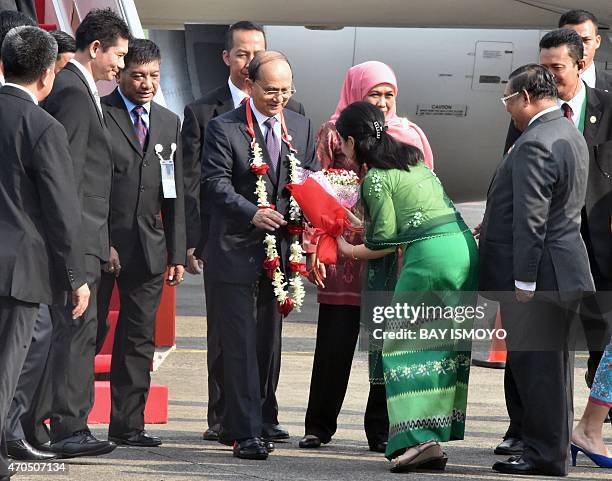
[{"x1": 471, "y1": 41, "x2": 513, "y2": 91}]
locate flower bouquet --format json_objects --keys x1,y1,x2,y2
[{"x1": 287, "y1": 168, "x2": 361, "y2": 265}]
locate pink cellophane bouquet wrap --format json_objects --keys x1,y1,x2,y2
[{"x1": 288, "y1": 168, "x2": 360, "y2": 264}]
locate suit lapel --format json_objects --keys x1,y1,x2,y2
[
  {"x1": 278, "y1": 119, "x2": 298, "y2": 189},
  {"x1": 147, "y1": 103, "x2": 161, "y2": 156},
  {"x1": 105, "y1": 89, "x2": 143, "y2": 156},
  {"x1": 65, "y1": 63, "x2": 104, "y2": 126},
  {"x1": 583, "y1": 86, "x2": 602, "y2": 146}
]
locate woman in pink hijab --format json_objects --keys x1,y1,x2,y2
[{"x1": 300, "y1": 61, "x2": 433, "y2": 452}]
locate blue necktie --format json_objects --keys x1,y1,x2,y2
[
  {"x1": 264, "y1": 117, "x2": 280, "y2": 171},
  {"x1": 132, "y1": 105, "x2": 148, "y2": 149}
]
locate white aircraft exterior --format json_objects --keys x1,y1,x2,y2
[{"x1": 42, "y1": 0, "x2": 612, "y2": 200}]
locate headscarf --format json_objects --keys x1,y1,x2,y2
[{"x1": 329, "y1": 61, "x2": 434, "y2": 170}]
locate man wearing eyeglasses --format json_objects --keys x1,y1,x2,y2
[
  {"x1": 499, "y1": 28, "x2": 612, "y2": 460},
  {"x1": 481, "y1": 63, "x2": 593, "y2": 476},
  {"x1": 200, "y1": 51, "x2": 318, "y2": 460},
  {"x1": 181, "y1": 21, "x2": 304, "y2": 444}
]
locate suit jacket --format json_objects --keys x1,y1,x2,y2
[
  {"x1": 0, "y1": 0, "x2": 36, "y2": 20},
  {"x1": 504, "y1": 86, "x2": 612, "y2": 278},
  {"x1": 42, "y1": 62, "x2": 113, "y2": 262},
  {"x1": 182, "y1": 83, "x2": 305, "y2": 251},
  {"x1": 0, "y1": 86, "x2": 86, "y2": 304},
  {"x1": 200, "y1": 103, "x2": 318, "y2": 284},
  {"x1": 595, "y1": 67, "x2": 612, "y2": 92},
  {"x1": 480, "y1": 109, "x2": 594, "y2": 298},
  {"x1": 102, "y1": 89, "x2": 186, "y2": 274}
]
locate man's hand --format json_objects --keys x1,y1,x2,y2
[
  {"x1": 103, "y1": 246, "x2": 121, "y2": 277},
  {"x1": 252, "y1": 208, "x2": 287, "y2": 232},
  {"x1": 71, "y1": 283, "x2": 90, "y2": 319},
  {"x1": 472, "y1": 223, "x2": 482, "y2": 240},
  {"x1": 186, "y1": 247, "x2": 204, "y2": 275},
  {"x1": 167, "y1": 264, "x2": 186, "y2": 286},
  {"x1": 306, "y1": 253, "x2": 326, "y2": 288},
  {"x1": 515, "y1": 287, "x2": 534, "y2": 303}
]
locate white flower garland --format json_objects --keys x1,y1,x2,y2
[{"x1": 250, "y1": 137, "x2": 306, "y2": 315}]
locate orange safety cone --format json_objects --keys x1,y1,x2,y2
[{"x1": 472, "y1": 307, "x2": 507, "y2": 369}]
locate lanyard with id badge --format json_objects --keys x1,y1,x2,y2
[{"x1": 154, "y1": 143, "x2": 177, "y2": 198}]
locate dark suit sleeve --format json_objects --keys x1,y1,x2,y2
[
  {"x1": 43, "y1": 85, "x2": 91, "y2": 186},
  {"x1": 504, "y1": 120, "x2": 522, "y2": 155},
  {"x1": 34, "y1": 122, "x2": 87, "y2": 291},
  {"x1": 201, "y1": 119, "x2": 259, "y2": 225},
  {"x1": 181, "y1": 104, "x2": 202, "y2": 250},
  {"x1": 511, "y1": 140, "x2": 556, "y2": 283},
  {"x1": 163, "y1": 117, "x2": 187, "y2": 266}
]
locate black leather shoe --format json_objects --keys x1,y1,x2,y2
[
  {"x1": 492, "y1": 456, "x2": 542, "y2": 475},
  {"x1": 202, "y1": 427, "x2": 219, "y2": 441},
  {"x1": 264, "y1": 440, "x2": 275, "y2": 453},
  {"x1": 233, "y1": 437, "x2": 268, "y2": 460},
  {"x1": 299, "y1": 435, "x2": 322, "y2": 449},
  {"x1": 262, "y1": 423, "x2": 289, "y2": 440},
  {"x1": 7, "y1": 439, "x2": 58, "y2": 461},
  {"x1": 369, "y1": 440, "x2": 388, "y2": 453},
  {"x1": 49, "y1": 430, "x2": 116, "y2": 458},
  {"x1": 494, "y1": 437, "x2": 524, "y2": 455},
  {"x1": 1, "y1": 475, "x2": 10, "y2": 481},
  {"x1": 109, "y1": 430, "x2": 162, "y2": 447}
]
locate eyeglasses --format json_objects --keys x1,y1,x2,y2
[
  {"x1": 500, "y1": 91, "x2": 520, "y2": 106},
  {"x1": 254, "y1": 81, "x2": 296, "y2": 99}
]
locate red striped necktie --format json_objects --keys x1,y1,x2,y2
[{"x1": 132, "y1": 105, "x2": 148, "y2": 149}]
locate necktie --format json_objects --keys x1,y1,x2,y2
[
  {"x1": 561, "y1": 103, "x2": 573, "y2": 121},
  {"x1": 264, "y1": 117, "x2": 280, "y2": 171},
  {"x1": 132, "y1": 105, "x2": 148, "y2": 149},
  {"x1": 240, "y1": 96, "x2": 249, "y2": 106}
]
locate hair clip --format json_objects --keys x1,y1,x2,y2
[{"x1": 373, "y1": 121, "x2": 382, "y2": 139}]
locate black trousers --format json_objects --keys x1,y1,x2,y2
[
  {"x1": 203, "y1": 268, "x2": 224, "y2": 430},
  {"x1": 500, "y1": 296, "x2": 575, "y2": 476},
  {"x1": 5, "y1": 305, "x2": 53, "y2": 441},
  {"x1": 304, "y1": 304, "x2": 389, "y2": 444},
  {"x1": 0, "y1": 297, "x2": 38, "y2": 477},
  {"x1": 97, "y1": 257, "x2": 164, "y2": 436},
  {"x1": 208, "y1": 275, "x2": 282, "y2": 440},
  {"x1": 24, "y1": 255, "x2": 101, "y2": 444}
]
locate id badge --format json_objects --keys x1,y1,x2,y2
[
  {"x1": 160, "y1": 159, "x2": 177, "y2": 198},
  {"x1": 155, "y1": 143, "x2": 177, "y2": 199}
]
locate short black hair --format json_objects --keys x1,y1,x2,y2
[
  {"x1": 508, "y1": 64, "x2": 558, "y2": 101},
  {"x1": 2, "y1": 26, "x2": 58, "y2": 84},
  {"x1": 336, "y1": 101, "x2": 423, "y2": 171},
  {"x1": 539, "y1": 28, "x2": 584, "y2": 65},
  {"x1": 50, "y1": 30, "x2": 76, "y2": 56},
  {"x1": 559, "y1": 9, "x2": 599, "y2": 33},
  {"x1": 75, "y1": 8, "x2": 130, "y2": 52},
  {"x1": 224, "y1": 20, "x2": 265, "y2": 51},
  {"x1": 123, "y1": 38, "x2": 161, "y2": 70},
  {"x1": 248, "y1": 51, "x2": 291, "y2": 82},
  {"x1": 0, "y1": 10, "x2": 37, "y2": 57}
]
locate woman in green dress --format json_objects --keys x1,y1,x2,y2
[{"x1": 334, "y1": 101, "x2": 478, "y2": 473}]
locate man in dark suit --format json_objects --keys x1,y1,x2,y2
[
  {"x1": 497, "y1": 29, "x2": 612, "y2": 457},
  {"x1": 23, "y1": 8, "x2": 130, "y2": 459},
  {"x1": 181, "y1": 21, "x2": 304, "y2": 443},
  {"x1": 0, "y1": 26, "x2": 89, "y2": 481},
  {"x1": 480, "y1": 64, "x2": 593, "y2": 476},
  {"x1": 559, "y1": 9, "x2": 612, "y2": 92},
  {"x1": 0, "y1": 10, "x2": 59, "y2": 464},
  {"x1": 201, "y1": 51, "x2": 318, "y2": 459},
  {"x1": 96, "y1": 38, "x2": 186, "y2": 448}
]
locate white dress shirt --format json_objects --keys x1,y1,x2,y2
[
  {"x1": 69, "y1": 58, "x2": 102, "y2": 115},
  {"x1": 228, "y1": 77, "x2": 249, "y2": 109},
  {"x1": 515, "y1": 104, "x2": 561, "y2": 292},
  {"x1": 249, "y1": 98, "x2": 282, "y2": 152},
  {"x1": 581, "y1": 62, "x2": 596, "y2": 89},
  {"x1": 556, "y1": 81, "x2": 586, "y2": 128}
]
